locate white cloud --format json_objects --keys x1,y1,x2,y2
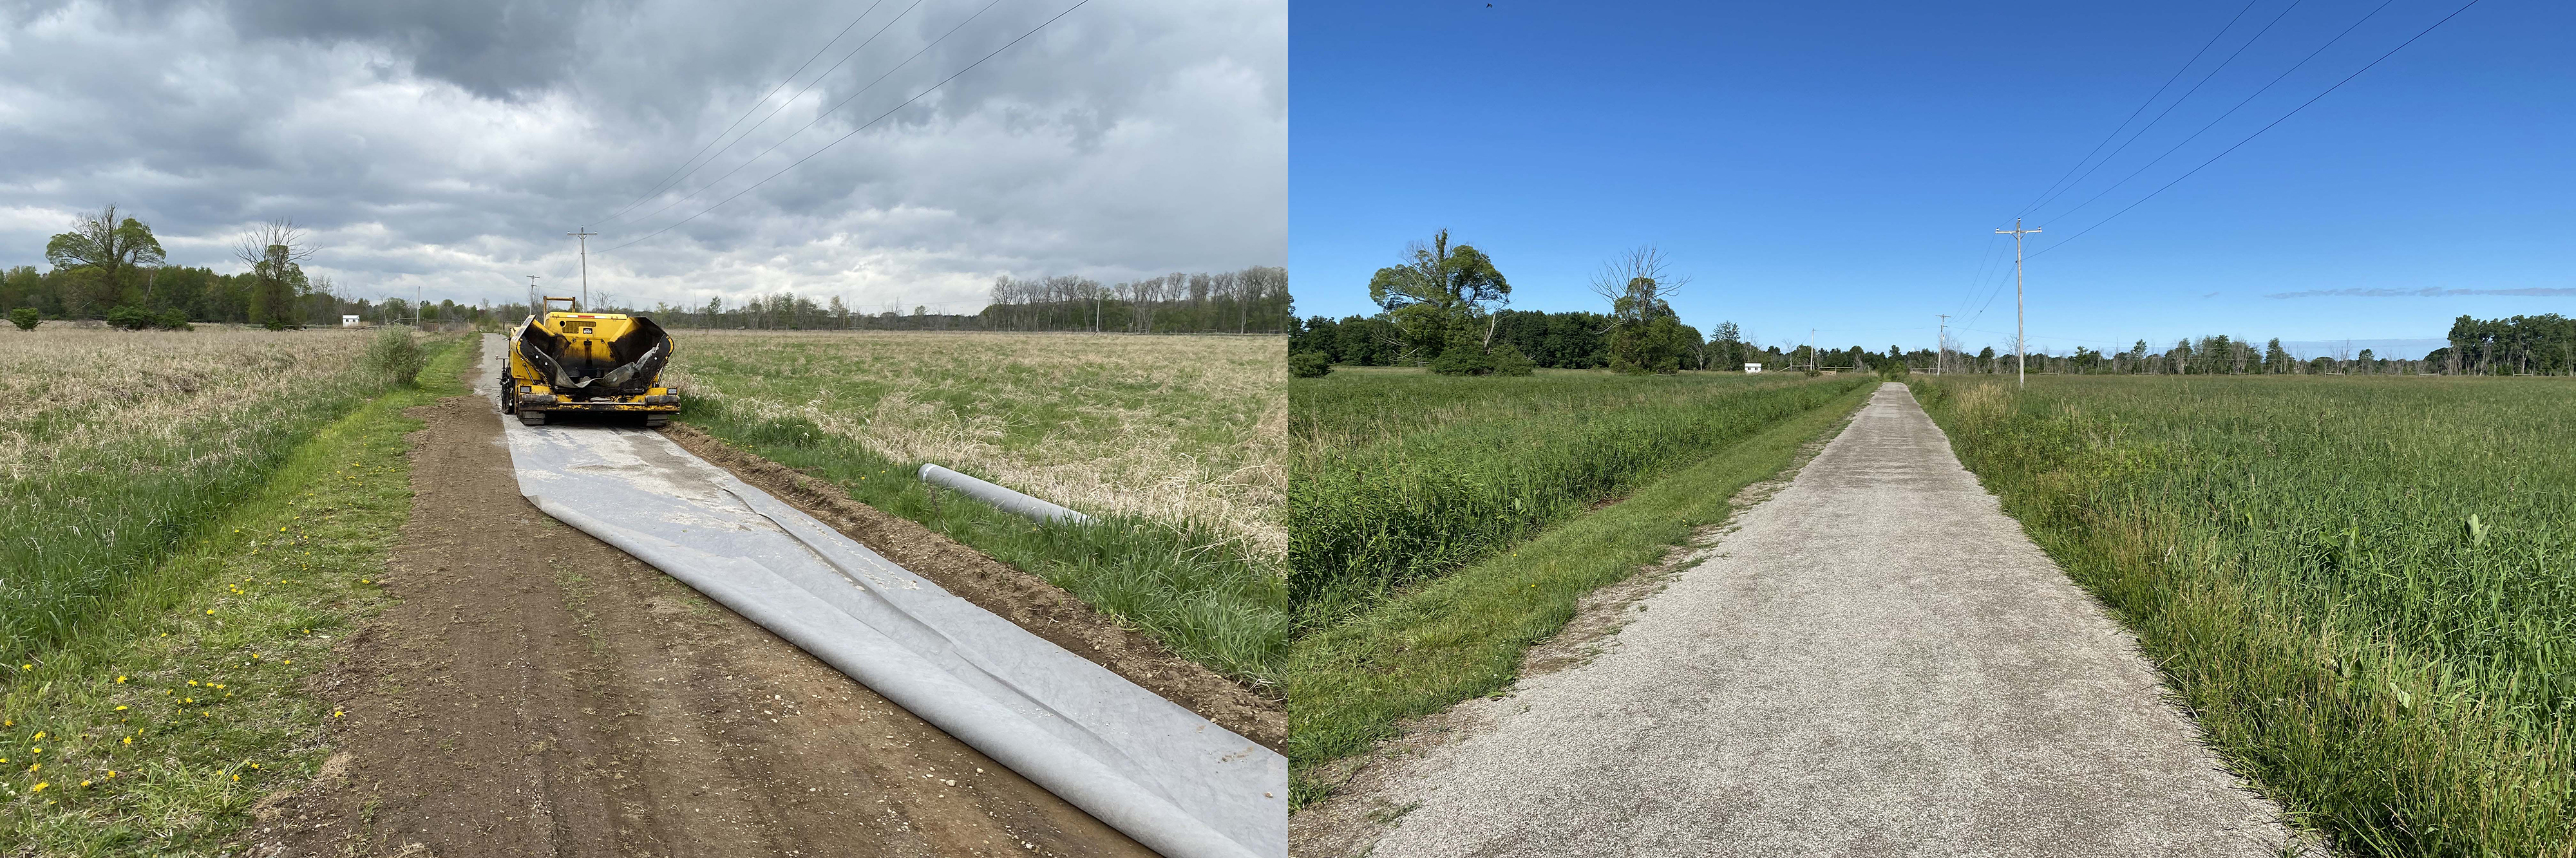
[{"x1": 0, "y1": 0, "x2": 1285, "y2": 311}]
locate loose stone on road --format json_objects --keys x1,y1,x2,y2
[{"x1": 1368, "y1": 383, "x2": 2290, "y2": 858}]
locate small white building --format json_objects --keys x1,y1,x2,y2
[
  {"x1": 341, "y1": 315, "x2": 362, "y2": 328},
  {"x1": 1744, "y1": 362, "x2": 1763, "y2": 373}
]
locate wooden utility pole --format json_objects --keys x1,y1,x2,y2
[
  {"x1": 567, "y1": 229, "x2": 598, "y2": 310},
  {"x1": 1995, "y1": 219, "x2": 2043, "y2": 389}
]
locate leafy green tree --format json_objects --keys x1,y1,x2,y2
[
  {"x1": 2264, "y1": 338, "x2": 2293, "y2": 374},
  {"x1": 8, "y1": 308, "x2": 37, "y2": 331},
  {"x1": 44, "y1": 205, "x2": 166, "y2": 311},
  {"x1": 1289, "y1": 350, "x2": 1332, "y2": 378},
  {"x1": 1428, "y1": 340, "x2": 1493, "y2": 375},
  {"x1": 1369, "y1": 229, "x2": 1510, "y2": 364},
  {"x1": 1490, "y1": 342, "x2": 1536, "y2": 376}
]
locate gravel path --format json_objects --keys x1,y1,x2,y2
[{"x1": 1370, "y1": 383, "x2": 2289, "y2": 858}]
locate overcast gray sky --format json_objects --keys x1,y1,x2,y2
[{"x1": 0, "y1": 0, "x2": 1285, "y2": 312}]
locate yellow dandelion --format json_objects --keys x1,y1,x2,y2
[
  {"x1": 107, "y1": 770, "x2": 117, "y2": 778},
  {"x1": 79, "y1": 779, "x2": 90, "y2": 787},
  {"x1": 205, "y1": 609, "x2": 215, "y2": 615},
  {"x1": 26, "y1": 763, "x2": 37, "y2": 772},
  {"x1": 232, "y1": 774, "x2": 240, "y2": 782},
  {"x1": 332, "y1": 710, "x2": 344, "y2": 718},
  {"x1": 122, "y1": 737, "x2": 131, "y2": 745},
  {"x1": 115, "y1": 675, "x2": 126, "y2": 684},
  {"x1": 17, "y1": 664, "x2": 28, "y2": 671},
  {"x1": 28, "y1": 781, "x2": 44, "y2": 792},
  {"x1": 114, "y1": 705, "x2": 127, "y2": 711},
  {"x1": 31, "y1": 732, "x2": 42, "y2": 740},
  {"x1": 188, "y1": 681, "x2": 198, "y2": 686}
]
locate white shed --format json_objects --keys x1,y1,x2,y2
[
  {"x1": 1744, "y1": 362, "x2": 1763, "y2": 373},
  {"x1": 341, "y1": 315, "x2": 362, "y2": 328}
]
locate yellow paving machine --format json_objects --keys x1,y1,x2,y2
[{"x1": 500, "y1": 297, "x2": 679, "y2": 427}]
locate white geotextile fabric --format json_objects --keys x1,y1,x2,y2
[{"x1": 477, "y1": 336, "x2": 1285, "y2": 858}]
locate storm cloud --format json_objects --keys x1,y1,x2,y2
[{"x1": 0, "y1": 0, "x2": 1285, "y2": 312}]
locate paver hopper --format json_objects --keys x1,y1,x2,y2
[{"x1": 500, "y1": 297, "x2": 679, "y2": 427}]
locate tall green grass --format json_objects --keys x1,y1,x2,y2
[
  {"x1": 1913, "y1": 375, "x2": 2576, "y2": 858},
  {"x1": 677, "y1": 393, "x2": 1289, "y2": 689},
  {"x1": 0, "y1": 337, "x2": 446, "y2": 662},
  {"x1": 1290, "y1": 369, "x2": 1873, "y2": 627}
]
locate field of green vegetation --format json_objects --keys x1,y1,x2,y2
[
  {"x1": 0, "y1": 328, "x2": 423, "y2": 658},
  {"x1": 1290, "y1": 368, "x2": 1875, "y2": 627},
  {"x1": 668, "y1": 331, "x2": 1289, "y2": 688},
  {"x1": 1912, "y1": 375, "x2": 2576, "y2": 858},
  {"x1": 3, "y1": 330, "x2": 461, "y2": 848},
  {"x1": 1284, "y1": 368, "x2": 1876, "y2": 803}
]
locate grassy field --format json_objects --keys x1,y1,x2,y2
[
  {"x1": 0, "y1": 328, "x2": 401, "y2": 661},
  {"x1": 1912, "y1": 375, "x2": 2576, "y2": 858},
  {"x1": 1, "y1": 334, "x2": 470, "y2": 850},
  {"x1": 1290, "y1": 368, "x2": 1877, "y2": 628},
  {"x1": 667, "y1": 331, "x2": 1289, "y2": 687}
]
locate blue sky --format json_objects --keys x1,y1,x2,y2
[{"x1": 1290, "y1": 1, "x2": 2570, "y2": 359}]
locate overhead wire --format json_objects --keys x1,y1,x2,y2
[
  {"x1": 2029, "y1": 0, "x2": 2485, "y2": 260},
  {"x1": 595, "y1": 0, "x2": 934, "y2": 231},
  {"x1": 2032, "y1": 0, "x2": 2404, "y2": 226},
  {"x1": 2018, "y1": 0, "x2": 2309, "y2": 221},
  {"x1": 602, "y1": 0, "x2": 1094, "y2": 254},
  {"x1": 604, "y1": 0, "x2": 1011, "y2": 245},
  {"x1": 590, "y1": 1, "x2": 895, "y2": 230},
  {"x1": 2006, "y1": 0, "x2": 2265, "y2": 221}
]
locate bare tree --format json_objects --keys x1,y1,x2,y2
[
  {"x1": 1587, "y1": 245, "x2": 1690, "y2": 326},
  {"x1": 234, "y1": 218, "x2": 316, "y2": 328}
]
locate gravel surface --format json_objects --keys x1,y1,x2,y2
[{"x1": 1369, "y1": 383, "x2": 2290, "y2": 858}]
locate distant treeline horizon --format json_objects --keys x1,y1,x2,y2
[{"x1": 1294, "y1": 310, "x2": 2576, "y2": 376}]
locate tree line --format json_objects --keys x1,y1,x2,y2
[
  {"x1": 982, "y1": 267, "x2": 1291, "y2": 333},
  {"x1": 1290, "y1": 230, "x2": 2557, "y2": 380}
]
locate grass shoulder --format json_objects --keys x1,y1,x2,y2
[
  {"x1": 674, "y1": 392, "x2": 1289, "y2": 691},
  {"x1": 0, "y1": 335, "x2": 473, "y2": 851},
  {"x1": 1283, "y1": 381, "x2": 1873, "y2": 807}
]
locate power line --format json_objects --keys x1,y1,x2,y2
[
  {"x1": 2029, "y1": 0, "x2": 2485, "y2": 261},
  {"x1": 2007, "y1": 0, "x2": 2264, "y2": 220},
  {"x1": 2038, "y1": 0, "x2": 2404, "y2": 227},
  {"x1": 590, "y1": 1, "x2": 895, "y2": 230},
  {"x1": 605, "y1": 0, "x2": 1003, "y2": 242},
  {"x1": 602, "y1": 0, "x2": 1091, "y2": 255},
  {"x1": 2020, "y1": 0, "x2": 2309, "y2": 221}
]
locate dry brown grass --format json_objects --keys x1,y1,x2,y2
[
  {"x1": 0, "y1": 326, "x2": 379, "y2": 480},
  {"x1": 666, "y1": 330, "x2": 1285, "y2": 560}
]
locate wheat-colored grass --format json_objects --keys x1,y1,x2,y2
[
  {"x1": 0, "y1": 327, "x2": 377, "y2": 480},
  {"x1": 667, "y1": 331, "x2": 1286, "y2": 560}
]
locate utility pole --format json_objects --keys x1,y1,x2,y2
[
  {"x1": 527, "y1": 275, "x2": 541, "y2": 316},
  {"x1": 1808, "y1": 328, "x2": 1817, "y2": 373},
  {"x1": 1995, "y1": 218, "x2": 2043, "y2": 389},
  {"x1": 1936, "y1": 313, "x2": 1951, "y2": 375},
  {"x1": 567, "y1": 228, "x2": 597, "y2": 310}
]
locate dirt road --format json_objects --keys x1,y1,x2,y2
[
  {"x1": 256, "y1": 350, "x2": 1268, "y2": 857},
  {"x1": 1357, "y1": 384, "x2": 2291, "y2": 857}
]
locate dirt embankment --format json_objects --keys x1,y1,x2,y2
[{"x1": 254, "y1": 357, "x2": 1244, "y2": 857}]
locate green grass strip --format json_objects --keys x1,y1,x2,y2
[
  {"x1": 676, "y1": 393, "x2": 1289, "y2": 691},
  {"x1": 1909, "y1": 377, "x2": 2576, "y2": 858},
  {"x1": 1283, "y1": 383, "x2": 1873, "y2": 806},
  {"x1": 0, "y1": 336, "x2": 472, "y2": 851}
]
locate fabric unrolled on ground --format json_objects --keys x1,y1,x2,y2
[{"x1": 475, "y1": 335, "x2": 1285, "y2": 858}]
